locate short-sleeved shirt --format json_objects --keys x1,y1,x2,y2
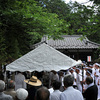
[{"x1": 60, "y1": 86, "x2": 84, "y2": 100}]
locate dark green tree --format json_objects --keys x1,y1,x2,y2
[{"x1": 0, "y1": 0, "x2": 65, "y2": 63}]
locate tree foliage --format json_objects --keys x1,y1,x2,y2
[
  {"x1": 0, "y1": 0, "x2": 100, "y2": 64},
  {"x1": 0, "y1": 0, "x2": 66, "y2": 64}
]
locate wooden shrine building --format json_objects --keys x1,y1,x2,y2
[{"x1": 31, "y1": 35, "x2": 100, "y2": 63}]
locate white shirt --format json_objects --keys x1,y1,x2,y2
[
  {"x1": 76, "y1": 73, "x2": 82, "y2": 84},
  {"x1": 49, "y1": 88, "x2": 54, "y2": 94},
  {"x1": 15, "y1": 73, "x2": 26, "y2": 90},
  {"x1": 87, "y1": 83, "x2": 94, "y2": 88},
  {"x1": 60, "y1": 86, "x2": 84, "y2": 100},
  {"x1": 50, "y1": 90, "x2": 62, "y2": 100},
  {"x1": 59, "y1": 76, "x2": 64, "y2": 86},
  {"x1": 72, "y1": 71, "x2": 77, "y2": 85}
]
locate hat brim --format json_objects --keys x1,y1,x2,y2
[{"x1": 24, "y1": 79, "x2": 42, "y2": 86}]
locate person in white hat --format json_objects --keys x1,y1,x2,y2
[
  {"x1": 97, "y1": 69, "x2": 100, "y2": 100},
  {"x1": 69, "y1": 68, "x2": 77, "y2": 89},
  {"x1": 75, "y1": 68, "x2": 83, "y2": 93},
  {"x1": 94, "y1": 63, "x2": 100, "y2": 85},
  {"x1": 89, "y1": 64, "x2": 95, "y2": 81},
  {"x1": 16, "y1": 88, "x2": 28, "y2": 100}
]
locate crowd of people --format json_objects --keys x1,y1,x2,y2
[{"x1": 0, "y1": 62, "x2": 100, "y2": 100}]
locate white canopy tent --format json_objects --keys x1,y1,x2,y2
[{"x1": 6, "y1": 43, "x2": 82, "y2": 72}]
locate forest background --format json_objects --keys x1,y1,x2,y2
[{"x1": 0, "y1": 0, "x2": 100, "y2": 65}]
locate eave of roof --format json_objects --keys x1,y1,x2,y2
[{"x1": 41, "y1": 35, "x2": 100, "y2": 49}]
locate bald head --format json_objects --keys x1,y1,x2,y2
[{"x1": 8, "y1": 80, "x2": 15, "y2": 89}]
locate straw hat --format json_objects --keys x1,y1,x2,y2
[{"x1": 24, "y1": 76, "x2": 42, "y2": 86}]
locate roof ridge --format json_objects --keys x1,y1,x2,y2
[
  {"x1": 87, "y1": 40, "x2": 100, "y2": 46},
  {"x1": 61, "y1": 35, "x2": 82, "y2": 37}
]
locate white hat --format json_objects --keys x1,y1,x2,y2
[
  {"x1": 76, "y1": 68, "x2": 80, "y2": 70},
  {"x1": 69, "y1": 68, "x2": 74, "y2": 71},
  {"x1": 95, "y1": 63, "x2": 100, "y2": 67},
  {"x1": 16, "y1": 88, "x2": 28, "y2": 100},
  {"x1": 89, "y1": 64, "x2": 93, "y2": 67}
]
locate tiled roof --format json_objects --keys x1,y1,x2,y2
[{"x1": 41, "y1": 35, "x2": 100, "y2": 49}]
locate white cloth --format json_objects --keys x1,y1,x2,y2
[
  {"x1": 60, "y1": 86, "x2": 84, "y2": 100},
  {"x1": 15, "y1": 73, "x2": 26, "y2": 90},
  {"x1": 50, "y1": 90, "x2": 62, "y2": 100}
]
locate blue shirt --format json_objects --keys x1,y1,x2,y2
[
  {"x1": 0, "y1": 92, "x2": 13, "y2": 100},
  {"x1": 60, "y1": 86, "x2": 83, "y2": 100}
]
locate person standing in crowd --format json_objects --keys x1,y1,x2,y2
[
  {"x1": 4, "y1": 80, "x2": 16, "y2": 100},
  {"x1": 0, "y1": 80, "x2": 13, "y2": 100},
  {"x1": 49, "y1": 70, "x2": 59, "y2": 93},
  {"x1": 42, "y1": 71, "x2": 49, "y2": 88},
  {"x1": 15, "y1": 71, "x2": 26, "y2": 90},
  {"x1": 97, "y1": 69, "x2": 100, "y2": 100},
  {"x1": 83, "y1": 76, "x2": 98, "y2": 100},
  {"x1": 75, "y1": 68, "x2": 83, "y2": 93},
  {"x1": 60, "y1": 74, "x2": 83, "y2": 100},
  {"x1": 49, "y1": 71, "x2": 54, "y2": 88},
  {"x1": 83, "y1": 68, "x2": 93, "y2": 91},
  {"x1": 94, "y1": 63, "x2": 100, "y2": 85},
  {"x1": 50, "y1": 81, "x2": 62, "y2": 100},
  {"x1": 35, "y1": 86, "x2": 50, "y2": 100},
  {"x1": 69, "y1": 68, "x2": 77, "y2": 88},
  {"x1": 51, "y1": 70, "x2": 59, "y2": 82},
  {"x1": 24, "y1": 76, "x2": 42, "y2": 100},
  {"x1": 16, "y1": 88, "x2": 28, "y2": 100},
  {"x1": 58, "y1": 71, "x2": 64, "y2": 91},
  {"x1": 89, "y1": 64, "x2": 95, "y2": 80}
]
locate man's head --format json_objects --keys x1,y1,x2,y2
[
  {"x1": 63, "y1": 74, "x2": 74, "y2": 88},
  {"x1": 75, "y1": 68, "x2": 80, "y2": 74},
  {"x1": 95, "y1": 63, "x2": 100, "y2": 69},
  {"x1": 0, "y1": 80, "x2": 5, "y2": 92},
  {"x1": 52, "y1": 81, "x2": 61, "y2": 90},
  {"x1": 86, "y1": 76, "x2": 93, "y2": 85},
  {"x1": 69, "y1": 68, "x2": 74, "y2": 74},
  {"x1": 8, "y1": 80, "x2": 15, "y2": 89},
  {"x1": 35, "y1": 86, "x2": 50, "y2": 100}
]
